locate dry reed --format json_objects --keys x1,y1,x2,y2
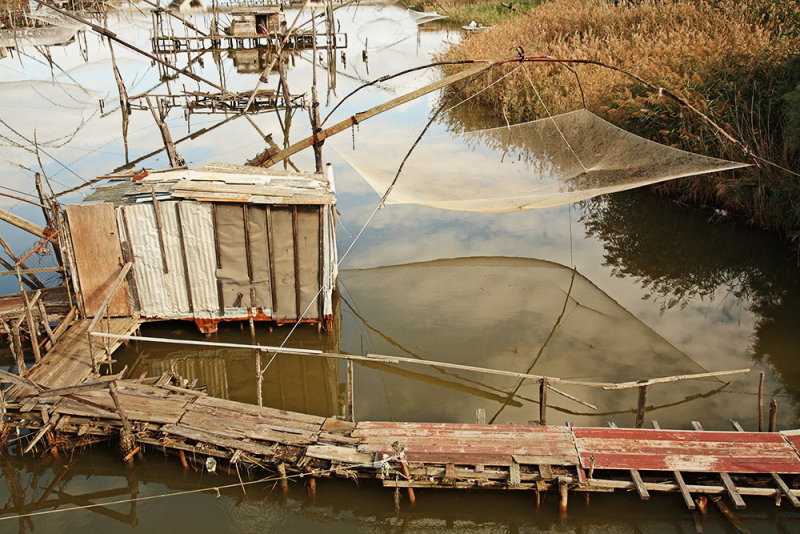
[{"x1": 441, "y1": 0, "x2": 800, "y2": 241}]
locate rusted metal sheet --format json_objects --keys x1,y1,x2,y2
[
  {"x1": 66, "y1": 203, "x2": 131, "y2": 317},
  {"x1": 574, "y1": 428, "x2": 800, "y2": 474}
]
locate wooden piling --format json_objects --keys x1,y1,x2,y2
[
  {"x1": 108, "y1": 381, "x2": 136, "y2": 459},
  {"x1": 635, "y1": 385, "x2": 647, "y2": 428},
  {"x1": 277, "y1": 463, "x2": 289, "y2": 494},
  {"x1": 769, "y1": 399, "x2": 777, "y2": 432},
  {"x1": 475, "y1": 408, "x2": 486, "y2": 425},
  {"x1": 558, "y1": 477, "x2": 569, "y2": 516},
  {"x1": 345, "y1": 358, "x2": 354, "y2": 422},
  {"x1": 539, "y1": 378, "x2": 547, "y2": 425},
  {"x1": 758, "y1": 372, "x2": 764, "y2": 432},
  {"x1": 256, "y1": 349, "x2": 263, "y2": 408}
]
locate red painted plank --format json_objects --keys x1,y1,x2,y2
[
  {"x1": 353, "y1": 428, "x2": 569, "y2": 435},
  {"x1": 578, "y1": 452, "x2": 800, "y2": 474},
  {"x1": 575, "y1": 439, "x2": 794, "y2": 458},
  {"x1": 573, "y1": 427, "x2": 786, "y2": 444}
]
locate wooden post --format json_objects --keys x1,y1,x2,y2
[
  {"x1": 758, "y1": 372, "x2": 764, "y2": 432},
  {"x1": 146, "y1": 96, "x2": 185, "y2": 168},
  {"x1": 539, "y1": 378, "x2": 547, "y2": 425},
  {"x1": 558, "y1": 477, "x2": 569, "y2": 517},
  {"x1": 345, "y1": 358, "x2": 354, "y2": 422},
  {"x1": 108, "y1": 381, "x2": 136, "y2": 459},
  {"x1": 11, "y1": 321, "x2": 25, "y2": 376},
  {"x1": 635, "y1": 385, "x2": 647, "y2": 428},
  {"x1": 769, "y1": 399, "x2": 777, "y2": 432},
  {"x1": 36, "y1": 300, "x2": 56, "y2": 347},
  {"x1": 255, "y1": 349, "x2": 263, "y2": 408},
  {"x1": 392, "y1": 443, "x2": 416, "y2": 507},
  {"x1": 277, "y1": 462, "x2": 289, "y2": 494},
  {"x1": 475, "y1": 408, "x2": 486, "y2": 424},
  {"x1": 17, "y1": 275, "x2": 41, "y2": 363},
  {"x1": 306, "y1": 467, "x2": 317, "y2": 502}
]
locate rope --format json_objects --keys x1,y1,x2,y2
[
  {"x1": 0, "y1": 452, "x2": 400, "y2": 523},
  {"x1": 260, "y1": 64, "x2": 519, "y2": 376},
  {"x1": 521, "y1": 66, "x2": 588, "y2": 174}
]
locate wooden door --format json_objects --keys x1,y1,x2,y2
[{"x1": 66, "y1": 203, "x2": 131, "y2": 317}]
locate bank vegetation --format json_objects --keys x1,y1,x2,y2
[{"x1": 440, "y1": 0, "x2": 800, "y2": 245}]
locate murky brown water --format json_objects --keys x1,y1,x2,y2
[{"x1": 2, "y1": 3, "x2": 800, "y2": 532}]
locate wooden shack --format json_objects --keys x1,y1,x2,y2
[
  {"x1": 227, "y1": 7, "x2": 285, "y2": 36},
  {"x1": 69, "y1": 163, "x2": 337, "y2": 333}
]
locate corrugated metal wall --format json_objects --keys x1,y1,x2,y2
[{"x1": 117, "y1": 200, "x2": 334, "y2": 323}]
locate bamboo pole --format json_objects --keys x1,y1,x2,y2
[
  {"x1": 91, "y1": 332, "x2": 751, "y2": 391},
  {"x1": 256, "y1": 62, "x2": 494, "y2": 168}
]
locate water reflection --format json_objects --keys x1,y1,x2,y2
[
  {"x1": 1, "y1": 446, "x2": 799, "y2": 533},
  {"x1": 582, "y1": 190, "x2": 800, "y2": 408}
]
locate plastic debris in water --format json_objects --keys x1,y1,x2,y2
[{"x1": 205, "y1": 457, "x2": 217, "y2": 473}]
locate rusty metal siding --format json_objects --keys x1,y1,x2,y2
[
  {"x1": 118, "y1": 199, "x2": 334, "y2": 323},
  {"x1": 177, "y1": 202, "x2": 219, "y2": 318}
]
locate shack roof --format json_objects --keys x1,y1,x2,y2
[
  {"x1": 87, "y1": 162, "x2": 334, "y2": 205},
  {"x1": 229, "y1": 7, "x2": 282, "y2": 15}
]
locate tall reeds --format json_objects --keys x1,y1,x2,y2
[{"x1": 441, "y1": 0, "x2": 800, "y2": 242}]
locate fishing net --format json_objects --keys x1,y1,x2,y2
[
  {"x1": 341, "y1": 257, "x2": 722, "y2": 423},
  {"x1": 335, "y1": 109, "x2": 749, "y2": 212}
]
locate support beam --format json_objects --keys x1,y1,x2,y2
[{"x1": 0, "y1": 208, "x2": 47, "y2": 238}]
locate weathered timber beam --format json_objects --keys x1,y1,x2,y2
[
  {"x1": 603, "y1": 369, "x2": 751, "y2": 390},
  {"x1": 0, "y1": 208, "x2": 47, "y2": 238},
  {"x1": 0, "y1": 266, "x2": 65, "y2": 276},
  {"x1": 253, "y1": 62, "x2": 494, "y2": 168}
]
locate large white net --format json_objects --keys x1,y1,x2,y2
[{"x1": 335, "y1": 109, "x2": 749, "y2": 212}]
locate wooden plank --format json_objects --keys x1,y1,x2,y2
[
  {"x1": 772, "y1": 473, "x2": 800, "y2": 508},
  {"x1": 304, "y1": 444, "x2": 372, "y2": 464},
  {"x1": 321, "y1": 417, "x2": 356, "y2": 434},
  {"x1": 161, "y1": 424, "x2": 277, "y2": 457},
  {"x1": 65, "y1": 204, "x2": 131, "y2": 317},
  {"x1": 630, "y1": 469, "x2": 650, "y2": 500},
  {"x1": 509, "y1": 461, "x2": 521, "y2": 486},
  {"x1": 178, "y1": 407, "x2": 317, "y2": 445},
  {"x1": 512, "y1": 454, "x2": 579, "y2": 466},
  {"x1": 720, "y1": 472, "x2": 746, "y2": 509}
]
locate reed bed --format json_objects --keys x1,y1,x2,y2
[{"x1": 440, "y1": 0, "x2": 800, "y2": 243}]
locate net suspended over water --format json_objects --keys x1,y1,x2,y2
[{"x1": 335, "y1": 109, "x2": 749, "y2": 212}]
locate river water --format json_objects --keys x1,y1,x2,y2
[{"x1": 1, "y1": 3, "x2": 800, "y2": 532}]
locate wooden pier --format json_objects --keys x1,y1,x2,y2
[
  {"x1": 2, "y1": 322, "x2": 799, "y2": 513},
  {"x1": 128, "y1": 90, "x2": 307, "y2": 114},
  {"x1": 151, "y1": 32, "x2": 347, "y2": 54}
]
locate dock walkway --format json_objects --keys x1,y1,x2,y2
[{"x1": 2, "y1": 321, "x2": 800, "y2": 511}]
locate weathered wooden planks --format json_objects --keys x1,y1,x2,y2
[
  {"x1": 354, "y1": 422, "x2": 578, "y2": 467},
  {"x1": 574, "y1": 427, "x2": 800, "y2": 474},
  {"x1": 65, "y1": 203, "x2": 131, "y2": 317},
  {"x1": 5, "y1": 317, "x2": 141, "y2": 398}
]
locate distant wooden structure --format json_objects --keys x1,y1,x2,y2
[
  {"x1": 127, "y1": 89, "x2": 306, "y2": 114},
  {"x1": 227, "y1": 7, "x2": 285, "y2": 36}
]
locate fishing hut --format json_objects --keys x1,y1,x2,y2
[
  {"x1": 227, "y1": 6, "x2": 285, "y2": 36},
  {"x1": 73, "y1": 162, "x2": 337, "y2": 334}
]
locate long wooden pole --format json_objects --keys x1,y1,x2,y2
[
  {"x1": 0, "y1": 208, "x2": 47, "y2": 239},
  {"x1": 91, "y1": 332, "x2": 750, "y2": 391},
  {"x1": 255, "y1": 62, "x2": 494, "y2": 168}
]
